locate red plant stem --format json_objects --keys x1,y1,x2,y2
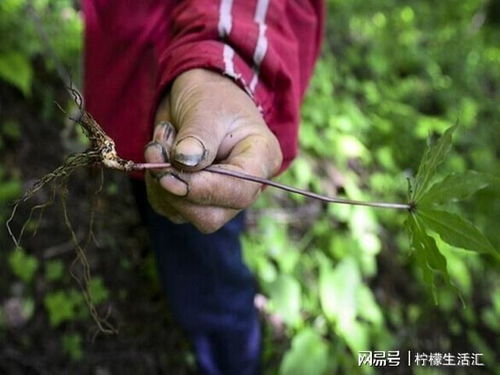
[{"x1": 132, "y1": 162, "x2": 412, "y2": 211}]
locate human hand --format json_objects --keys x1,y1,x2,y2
[{"x1": 144, "y1": 69, "x2": 282, "y2": 233}]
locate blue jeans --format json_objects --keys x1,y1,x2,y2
[{"x1": 131, "y1": 180, "x2": 261, "y2": 375}]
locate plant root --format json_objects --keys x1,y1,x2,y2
[{"x1": 6, "y1": 88, "x2": 124, "y2": 335}]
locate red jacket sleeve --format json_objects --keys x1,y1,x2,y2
[
  {"x1": 155, "y1": 0, "x2": 324, "y2": 170},
  {"x1": 84, "y1": 0, "x2": 323, "y2": 172}
]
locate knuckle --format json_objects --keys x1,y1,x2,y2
[
  {"x1": 197, "y1": 187, "x2": 215, "y2": 205},
  {"x1": 195, "y1": 210, "x2": 227, "y2": 234}
]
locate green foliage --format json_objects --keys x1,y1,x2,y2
[
  {"x1": 42, "y1": 277, "x2": 109, "y2": 328},
  {"x1": 418, "y1": 171, "x2": 496, "y2": 206},
  {"x1": 43, "y1": 289, "x2": 85, "y2": 327},
  {"x1": 0, "y1": 0, "x2": 82, "y2": 95},
  {"x1": 279, "y1": 329, "x2": 330, "y2": 375},
  {"x1": 403, "y1": 125, "x2": 499, "y2": 300},
  {"x1": 0, "y1": 176, "x2": 21, "y2": 205},
  {"x1": 88, "y1": 277, "x2": 110, "y2": 305},
  {"x1": 8, "y1": 247, "x2": 39, "y2": 283},
  {"x1": 246, "y1": 1, "x2": 500, "y2": 372},
  {"x1": 0, "y1": 51, "x2": 32, "y2": 95},
  {"x1": 267, "y1": 275, "x2": 302, "y2": 326},
  {"x1": 418, "y1": 209, "x2": 497, "y2": 258},
  {"x1": 405, "y1": 214, "x2": 449, "y2": 302},
  {"x1": 411, "y1": 125, "x2": 457, "y2": 202},
  {"x1": 62, "y1": 332, "x2": 83, "y2": 361},
  {"x1": 44, "y1": 260, "x2": 65, "y2": 282},
  {"x1": 319, "y1": 256, "x2": 360, "y2": 328}
]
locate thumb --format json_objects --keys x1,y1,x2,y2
[
  {"x1": 172, "y1": 132, "x2": 216, "y2": 170},
  {"x1": 168, "y1": 69, "x2": 255, "y2": 171},
  {"x1": 170, "y1": 95, "x2": 229, "y2": 172}
]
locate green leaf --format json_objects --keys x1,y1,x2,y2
[
  {"x1": 280, "y1": 329, "x2": 329, "y2": 375},
  {"x1": 0, "y1": 51, "x2": 33, "y2": 96},
  {"x1": 418, "y1": 209, "x2": 499, "y2": 260},
  {"x1": 8, "y1": 248, "x2": 39, "y2": 283},
  {"x1": 405, "y1": 215, "x2": 451, "y2": 303},
  {"x1": 319, "y1": 257, "x2": 360, "y2": 326},
  {"x1": 45, "y1": 260, "x2": 65, "y2": 282},
  {"x1": 267, "y1": 274, "x2": 302, "y2": 326},
  {"x1": 0, "y1": 179, "x2": 22, "y2": 203},
  {"x1": 418, "y1": 171, "x2": 497, "y2": 206},
  {"x1": 339, "y1": 319, "x2": 369, "y2": 354},
  {"x1": 356, "y1": 285, "x2": 383, "y2": 325},
  {"x1": 62, "y1": 333, "x2": 83, "y2": 361},
  {"x1": 44, "y1": 291, "x2": 78, "y2": 327},
  {"x1": 412, "y1": 125, "x2": 456, "y2": 202},
  {"x1": 88, "y1": 277, "x2": 109, "y2": 305}
]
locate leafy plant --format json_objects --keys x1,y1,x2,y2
[{"x1": 406, "y1": 125, "x2": 499, "y2": 301}]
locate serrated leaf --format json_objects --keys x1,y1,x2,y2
[
  {"x1": 405, "y1": 215, "x2": 450, "y2": 303},
  {"x1": 0, "y1": 51, "x2": 33, "y2": 96},
  {"x1": 418, "y1": 171, "x2": 497, "y2": 206},
  {"x1": 418, "y1": 209, "x2": 499, "y2": 260},
  {"x1": 412, "y1": 125, "x2": 456, "y2": 202}
]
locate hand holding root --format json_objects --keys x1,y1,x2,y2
[
  {"x1": 143, "y1": 69, "x2": 283, "y2": 233},
  {"x1": 8, "y1": 77, "x2": 410, "y2": 247}
]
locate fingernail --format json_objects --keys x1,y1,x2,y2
[
  {"x1": 159, "y1": 172, "x2": 189, "y2": 197},
  {"x1": 155, "y1": 121, "x2": 175, "y2": 143},
  {"x1": 145, "y1": 141, "x2": 169, "y2": 163},
  {"x1": 174, "y1": 136, "x2": 206, "y2": 167}
]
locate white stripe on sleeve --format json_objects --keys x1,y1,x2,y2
[
  {"x1": 218, "y1": 0, "x2": 234, "y2": 39},
  {"x1": 249, "y1": 0, "x2": 270, "y2": 92},
  {"x1": 223, "y1": 44, "x2": 236, "y2": 77}
]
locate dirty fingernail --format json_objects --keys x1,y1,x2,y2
[
  {"x1": 174, "y1": 136, "x2": 205, "y2": 167},
  {"x1": 159, "y1": 173, "x2": 189, "y2": 197},
  {"x1": 144, "y1": 141, "x2": 163, "y2": 161},
  {"x1": 145, "y1": 141, "x2": 169, "y2": 163},
  {"x1": 155, "y1": 121, "x2": 175, "y2": 143}
]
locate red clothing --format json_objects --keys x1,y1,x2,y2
[{"x1": 83, "y1": 0, "x2": 323, "y2": 172}]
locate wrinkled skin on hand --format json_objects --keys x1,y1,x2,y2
[{"x1": 144, "y1": 69, "x2": 283, "y2": 233}]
